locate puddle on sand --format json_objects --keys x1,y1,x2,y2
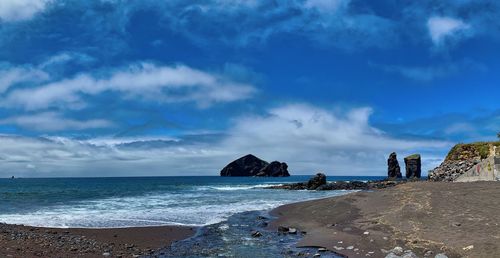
[{"x1": 151, "y1": 210, "x2": 343, "y2": 258}]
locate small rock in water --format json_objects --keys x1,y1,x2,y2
[
  {"x1": 313, "y1": 253, "x2": 321, "y2": 257},
  {"x1": 402, "y1": 251, "x2": 418, "y2": 258},
  {"x1": 318, "y1": 247, "x2": 327, "y2": 252},
  {"x1": 250, "y1": 230, "x2": 262, "y2": 237},
  {"x1": 391, "y1": 247, "x2": 404, "y2": 256},
  {"x1": 288, "y1": 228, "x2": 297, "y2": 234},
  {"x1": 277, "y1": 226, "x2": 289, "y2": 233}
]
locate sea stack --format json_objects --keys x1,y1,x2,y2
[
  {"x1": 404, "y1": 154, "x2": 421, "y2": 179},
  {"x1": 387, "y1": 152, "x2": 402, "y2": 179},
  {"x1": 220, "y1": 154, "x2": 290, "y2": 177}
]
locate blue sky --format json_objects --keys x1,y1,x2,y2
[{"x1": 0, "y1": 0, "x2": 498, "y2": 177}]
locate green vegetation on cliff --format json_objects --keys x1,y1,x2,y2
[{"x1": 445, "y1": 142, "x2": 500, "y2": 161}]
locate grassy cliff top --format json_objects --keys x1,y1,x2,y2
[
  {"x1": 445, "y1": 141, "x2": 500, "y2": 161},
  {"x1": 405, "y1": 154, "x2": 421, "y2": 159}
]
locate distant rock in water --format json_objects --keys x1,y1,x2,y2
[
  {"x1": 387, "y1": 152, "x2": 402, "y2": 179},
  {"x1": 306, "y1": 173, "x2": 327, "y2": 189},
  {"x1": 404, "y1": 154, "x2": 421, "y2": 179},
  {"x1": 220, "y1": 154, "x2": 290, "y2": 177},
  {"x1": 256, "y1": 161, "x2": 290, "y2": 177},
  {"x1": 267, "y1": 173, "x2": 404, "y2": 190}
]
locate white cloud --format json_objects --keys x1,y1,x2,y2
[
  {"x1": 0, "y1": 103, "x2": 450, "y2": 177},
  {"x1": 427, "y1": 16, "x2": 471, "y2": 45},
  {"x1": 2, "y1": 63, "x2": 256, "y2": 110},
  {"x1": 0, "y1": 112, "x2": 114, "y2": 131},
  {"x1": 0, "y1": 66, "x2": 49, "y2": 93},
  {"x1": 0, "y1": 0, "x2": 49, "y2": 22}
]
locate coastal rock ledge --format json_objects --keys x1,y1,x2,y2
[
  {"x1": 267, "y1": 173, "x2": 404, "y2": 190},
  {"x1": 220, "y1": 154, "x2": 290, "y2": 177}
]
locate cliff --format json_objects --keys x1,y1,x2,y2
[{"x1": 428, "y1": 142, "x2": 500, "y2": 181}]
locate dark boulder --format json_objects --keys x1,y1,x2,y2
[
  {"x1": 256, "y1": 161, "x2": 290, "y2": 177},
  {"x1": 306, "y1": 173, "x2": 327, "y2": 190},
  {"x1": 387, "y1": 152, "x2": 402, "y2": 179},
  {"x1": 405, "y1": 154, "x2": 421, "y2": 179},
  {"x1": 220, "y1": 154, "x2": 269, "y2": 177}
]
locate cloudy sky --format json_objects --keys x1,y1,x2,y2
[{"x1": 0, "y1": 0, "x2": 498, "y2": 177}]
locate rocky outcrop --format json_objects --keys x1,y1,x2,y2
[
  {"x1": 387, "y1": 152, "x2": 402, "y2": 179},
  {"x1": 428, "y1": 142, "x2": 499, "y2": 181},
  {"x1": 267, "y1": 174, "x2": 405, "y2": 190},
  {"x1": 220, "y1": 154, "x2": 290, "y2": 177},
  {"x1": 306, "y1": 173, "x2": 327, "y2": 189},
  {"x1": 256, "y1": 161, "x2": 290, "y2": 177},
  {"x1": 404, "y1": 154, "x2": 421, "y2": 179},
  {"x1": 428, "y1": 160, "x2": 477, "y2": 182}
]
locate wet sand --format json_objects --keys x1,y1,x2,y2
[
  {"x1": 271, "y1": 181, "x2": 500, "y2": 258},
  {"x1": 0, "y1": 224, "x2": 196, "y2": 257}
]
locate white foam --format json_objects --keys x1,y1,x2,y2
[{"x1": 0, "y1": 186, "x2": 353, "y2": 228}]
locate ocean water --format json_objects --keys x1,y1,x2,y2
[{"x1": 0, "y1": 176, "x2": 384, "y2": 228}]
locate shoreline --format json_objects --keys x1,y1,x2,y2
[
  {"x1": 270, "y1": 181, "x2": 500, "y2": 258},
  {"x1": 0, "y1": 223, "x2": 196, "y2": 257}
]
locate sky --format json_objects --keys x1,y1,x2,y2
[{"x1": 0, "y1": 0, "x2": 499, "y2": 177}]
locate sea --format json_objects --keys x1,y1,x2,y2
[{"x1": 0, "y1": 175, "x2": 384, "y2": 228}]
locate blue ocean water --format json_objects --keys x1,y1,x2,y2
[{"x1": 0, "y1": 176, "x2": 384, "y2": 228}]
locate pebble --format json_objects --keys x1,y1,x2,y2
[
  {"x1": 346, "y1": 246, "x2": 354, "y2": 250},
  {"x1": 317, "y1": 248, "x2": 327, "y2": 252},
  {"x1": 102, "y1": 252, "x2": 111, "y2": 256},
  {"x1": 434, "y1": 254, "x2": 448, "y2": 258},
  {"x1": 462, "y1": 245, "x2": 474, "y2": 251},
  {"x1": 288, "y1": 228, "x2": 297, "y2": 234},
  {"x1": 313, "y1": 253, "x2": 321, "y2": 257},
  {"x1": 363, "y1": 231, "x2": 370, "y2": 235}
]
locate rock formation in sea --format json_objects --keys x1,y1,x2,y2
[
  {"x1": 256, "y1": 161, "x2": 290, "y2": 177},
  {"x1": 267, "y1": 173, "x2": 404, "y2": 190},
  {"x1": 220, "y1": 154, "x2": 290, "y2": 177},
  {"x1": 306, "y1": 173, "x2": 327, "y2": 189},
  {"x1": 404, "y1": 154, "x2": 421, "y2": 179},
  {"x1": 387, "y1": 152, "x2": 402, "y2": 179}
]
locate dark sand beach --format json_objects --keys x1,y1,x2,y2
[
  {"x1": 0, "y1": 224, "x2": 195, "y2": 257},
  {"x1": 272, "y1": 181, "x2": 500, "y2": 258}
]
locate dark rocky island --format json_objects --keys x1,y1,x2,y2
[
  {"x1": 387, "y1": 152, "x2": 402, "y2": 178},
  {"x1": 220, "y1": 154, "x2": 290, "y2": 177}
]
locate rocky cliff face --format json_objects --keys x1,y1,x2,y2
[
  {"x1": 220, "y1": 154, "x2": 290, "y2": 177},
  {"x1": 428, "y1": 142, "x2": 499, "y2": 181}
]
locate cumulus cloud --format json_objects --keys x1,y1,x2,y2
[
  {"x1": 0, "y1": 112, "x2": 114, "y2": 131},
  {"x1": 0, "y1": 0, "x2": 49, "y2": 22},
  {"x1": 427, "y1": 16, "x2": 471, "y2": 45},
  {"x1": 2, "y1": 63, "x2": 256, "y2": 110},
  {"x1": 0, "y1": 66, "x2": 49, "y2": 93},
  {"x1": 0, "y1": 104, "x2": 450, "y2": 177}
]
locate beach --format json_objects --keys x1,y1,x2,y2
[
  {"x1": 3, "y1": 179, "x2": 500, "y2": 257},
  {"x1": 272, "y1": 181, "x2": 500, "y2": 258},
  {"x1": 0, "y1": 224, "x2": 195, "y2": 257}
]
